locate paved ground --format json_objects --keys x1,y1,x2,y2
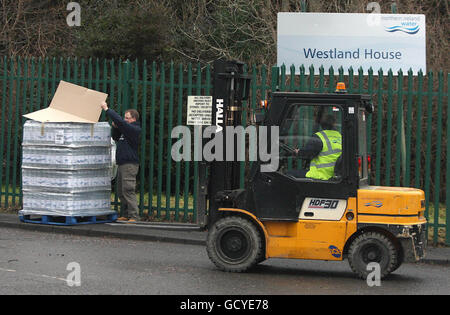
[
  {"x1": 0, "y1": 213, "x2": 449, "y2": 266},
  {"x1": 1, "y1": 226, "x2": 449, "y2": 295}
]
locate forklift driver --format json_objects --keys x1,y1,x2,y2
[{"x1": 288, "y1": 114, "x2": 342, "y2": 180}]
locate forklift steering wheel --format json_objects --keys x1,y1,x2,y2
[{"x1": 279, "y1": 142, "x2": 296, "y2": 154}]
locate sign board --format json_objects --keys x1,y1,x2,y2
[
  {"x1": 277, "y1": 13, "x2": 426, "y2": 75},
  {"x1": 187, "y1": 96, "x2": 212, "y2": 126}
]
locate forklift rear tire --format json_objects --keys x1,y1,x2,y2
[
  {"x1": 347, "y1": 231, "x2": 398, "y2": 280},
  {"x1": 206, "y1": 216, "x2": 263, "y2": 272}
]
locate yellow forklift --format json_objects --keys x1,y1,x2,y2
[{"x1": 196, "y1": 60, "x2": 427, "y2": 279}]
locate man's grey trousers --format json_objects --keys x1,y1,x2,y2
[{"x1": 117, "y1": 163, "x2": 139, "y2": 219}]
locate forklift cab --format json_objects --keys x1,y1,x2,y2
[{"x1": 247, "y1": 91, "x2": 373, "y2": 222}]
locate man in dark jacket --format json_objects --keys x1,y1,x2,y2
[{"x1": 101, "y1": 101, "x2": 141, "y2": 222}]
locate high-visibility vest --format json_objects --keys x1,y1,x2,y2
[{"x1": 306, "y1": 130, "x2": 342, "y2": 180}]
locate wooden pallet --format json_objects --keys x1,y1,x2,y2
[{"x1": 19, "y1": 213, "x2": 118, "y2": 226}]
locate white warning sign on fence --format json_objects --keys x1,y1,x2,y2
[{"x1": 187, "y1": 96, "x2": 212, "y2": 126}]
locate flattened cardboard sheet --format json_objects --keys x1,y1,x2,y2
[{"x1": 23, "y1": 81, "x2": 108, "y2": 123}]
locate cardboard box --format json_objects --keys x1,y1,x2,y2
[{"x1": 23, "y1": 80, "x2": 107, "y2": 123}]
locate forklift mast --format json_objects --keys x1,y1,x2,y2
[{"x1": 196, "y1": 60, "x2": 251, "y2": 228}]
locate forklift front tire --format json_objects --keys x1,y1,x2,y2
[
  {"x1": 347, "y1": 231, "x2": 398, "y2": 280},
  {"x1": 206, "y1": 216, "x2": 263, "y2": 272}
]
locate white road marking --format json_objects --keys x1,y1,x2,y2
[{"x1": 0, "y1": 267, "x2": 67, "y2": 283}]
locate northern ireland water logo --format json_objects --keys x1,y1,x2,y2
[{"x1": 384, "y1": 23, "x2": 420, "y2": 35}]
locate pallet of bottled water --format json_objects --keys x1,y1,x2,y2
[
  {"x1": 22, "y1": 168, "x2": 111, "y2": 193},
  {"x1": 22, "y1": 146, "x2": 111, "y2": 170},
  {"x1": 19, "y1": 120, "x2": 117, "y2": 225},
  {"x1": 22, "y1": 121, "x2": 111, "y2": 147}
]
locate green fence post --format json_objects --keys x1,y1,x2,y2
[
  {"x1": 148, "y1": 61, "x2": 156, "y2": 218},
  {"x1": 74, "y1": 57, "x2": 79, "y2": 85},
  {"x1": 29, "y1": 57, "x2": 36, "y2": 113},
  {"x1": 184, "y1": 63, "x2": 192, "y2": 221},
  {"x1": 13, "y1": 57, "x2": 22, "y2": 204},
  {"x1": 424, "y1": 70, "x2": 434, "y2": 220},
  {"x1": 394, "y1": 69, "x2": 404, "y2": 187},
  {"x1": 36, "y1": 58, "x2": 43, "y2": 111},
  {"x1": 12, "y1": 58, "x2": 25, "y2": 206},
  {"x1": 131, "y1": 60, "x2": 140, "y2": 214},
  {"x1": 66, "y1": 57, "x2": 71, "y2": 82},
  {"x1": 385, "y1": 69, "x2": 394, "y2": 186},
  {"x1": 405, "y1": 69, "x2": 414, "y2": 187},
  {"x1": 166, "y1": 61, "x2": 175, "y2": 220},
  {"x1": 0, "y1": 57, "x2": 7, "y2": 206},
  {"x1": 80, "y1": 58, "x2": 85, "y2": 87},
  {"x1": 157, "y1": 62, "x2": 165, "y2": 218},
  {"x1": 300, "y1": 0, "x2": 307, "y2": 12},
  {"x1": 318, "y1": 66, "x2": 324, "y2": 93},
  {"x1": 261, "y1": 64, "x2": 267, "y2": 102},
  {"x1": 271, "y1": 65, "x2": 279, "y2": 91},
  {"x1": 5, "y1": 58, "x2": 15, "y2": 209},
  {"x1": 50, "y1": 57, "x2": 57, "y2": 97},
  {"x1": 6, "y1": 58, "x2": 19, "y2": 208},
  {"x1": 446, "y1": 72, "x2": 450, "y2": 245},
  {"x1": 249, "y1": 64, "x2": 257, "y2": 172},
  {"x1": 132, "y1": 60, "x2": 139, "y2": 110},
  {"x1": 391, "y1": 2, "x2": 397, "y2": 13},
  {"x1": 240, "y1": 64, "x2": 247, "y2": 189},
  {"x1": 95, "y1": 58, "x2": 100, "y2": 94},
  {"x1": 98, "y1": 59, "x2": 107, "y2": 124},
  {"x1": 288, "y1": 64, "x2": 295, "y2": 91},
  {"x1": 122, "y1": 60, "x2": 131, "y2": 112},
  {"x1": 432, "y1": 70, "x2": 443, "y2": 245},
  {"x1": 87, "y1": 58, "x2": 93, "y2": 89},
  {"x1": 299, "y1": 65, "x2": 306, "y2": 92},
  {"x1": 139, "y1": 60, "x2": 148, "y2": 217},
  {"x1": 366, "y1": 67, "x2": 373, "y2": 184},
  {"x1": 280, "y1": 64, "x2": 286, "y2": 91},
  {"x1": 328, "y1": 66, "x2": 335, "y2": 93},
  {"x1": 308, "y1": 65, "x2": 315, "y2": 92},
  {"x1": 43, "y1": 57, "x2": 49, "y2": 111},
  {"x1": 375, "y1": 68, "x2": 383, "y2": 185},
  {"x1": 414, "y1": 71, "x2": 424, "y2": 189},
  {"x1": 192, "y1": 63, "x2": 202, "y2": 222},
  {"x1": 174, "y1": 63, "x2": 183, "y2": 221},
  {"x1": 109, "y1": 59, "x2": 120, "y2": 212},
  {"x1": 344, "y1": 67, "x2": 350, "y2": 92},
  {"x1": 19, "y1": 58, "x2": 30, "y2": 205}
]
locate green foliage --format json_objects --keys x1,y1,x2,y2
[
  {"x1": 74, "y1": 1, "x2": 171, "y2": 61},
  {"x1": 166, "y1": 0, "x2": 277, "y2": 65}
]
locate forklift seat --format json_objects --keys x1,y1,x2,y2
[{"x1": 332, "y1": 154, "x2": 343, "y2": 181}]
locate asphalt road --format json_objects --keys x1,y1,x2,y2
[{"x1": 0, "y1": 227, "x2": 449, "y2": 296}]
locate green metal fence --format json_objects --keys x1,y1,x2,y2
[{"x1": 0, "y1": 57, "x2": 448, "y2": 244}]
